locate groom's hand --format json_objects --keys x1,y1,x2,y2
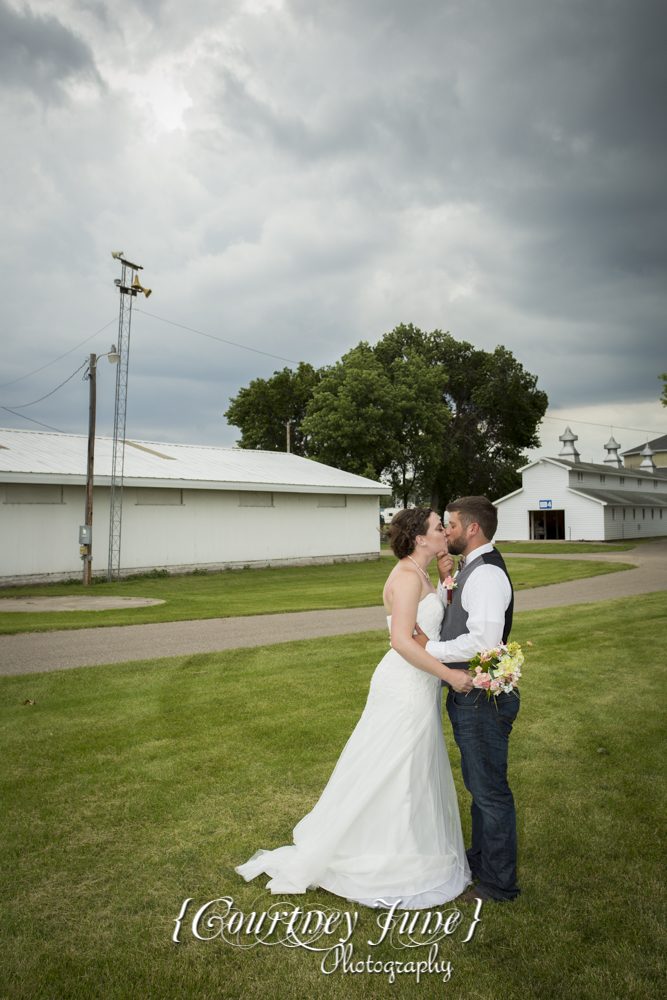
[
  {"x1": 413, "y1": 625, "x2": 429, "y2": 649},
  {"x1": 436, "y1": 549, "x2": 455, "y2": 583}
]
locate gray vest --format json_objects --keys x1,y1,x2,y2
[{"x1": 440, "y1": 548, "x2": 514, "y2": 670}]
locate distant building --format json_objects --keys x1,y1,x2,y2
[
  {"x1": 0, "y1": 428, "x2": 385, "y2": 586},
  {"x1": 495, "y1": 427, "x2": 667, "y2": 541},
  {"x1": 622, "y1": 434, "x2": 667, "y2": 469}
]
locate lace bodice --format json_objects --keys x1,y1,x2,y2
[
  {"x1": 365, "y1": 591, "x2": 446, "y2": 708},
  {"x1": 386, "y1": 591, "x2": 444, "y2": 642}
]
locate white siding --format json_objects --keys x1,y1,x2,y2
[
  {"x1": 604, "y1": 503, "x2": 666, "y2": 540},
  {"x1": 494, "y1": 491, "x2": 531, "y2": 540},
  {"x1": 0, "y1": 484, "x2": 380, "y2": 585},
  {"x1": 495, "y1": 462, "x2": 605, "y2": 540}
]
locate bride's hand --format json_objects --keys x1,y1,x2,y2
[{"x1": 446, "y1": 669, "x2": 474, "y2": 694}]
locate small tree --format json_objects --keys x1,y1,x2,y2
[{"x1": 660, "y1": 372, "x2": 667, "y2": 407}]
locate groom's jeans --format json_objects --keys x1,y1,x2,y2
[{"x1": 446, "y1": 687, "x2": 520, "y2": 901}]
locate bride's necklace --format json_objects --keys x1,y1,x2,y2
[{"x1": 407, "y1": 554, "x2": 431, "y2": 581}]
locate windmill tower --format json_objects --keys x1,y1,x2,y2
[{"x1": 107, "y1": 253, "x2": 152, "y2": 582}]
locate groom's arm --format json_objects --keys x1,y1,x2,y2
[{"x1": 420, "y1": 566, "x2": 510, "y2": 663}]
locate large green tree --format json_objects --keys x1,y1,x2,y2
[
  {"x1": 302, "y1": 343, "x2": 450, "y2": 505},
  {"x1": 373, "y1": 324, "x2": 548, "y2": 507},
  {"x1": 224, "y1": 362, "x2": 322, "y2": 456},
  {"x1": 226, "y1": 325, "x2": 548, "y2": 509}
]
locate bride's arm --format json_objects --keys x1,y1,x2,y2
[{"x1": 389, "y1": 573, "x2": 473, "y2": 693}]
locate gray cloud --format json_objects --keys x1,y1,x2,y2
[
  {"x1": 0, "y1": 0, "x2": 101, "y2": 100},
  {"x1": 0, "y1": 0, "x2": 665, "y2": 450}
]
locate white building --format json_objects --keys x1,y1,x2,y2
[
  {"x1": 495, "y1": 428, "x2": 667, "y2": 541},
  {"x1": 0, "y1": 428, "x2": 386, "y2": 586}
]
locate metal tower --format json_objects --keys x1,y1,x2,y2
[{"x1": 107, "y1": 253, "x2": 151, "y2": 581}]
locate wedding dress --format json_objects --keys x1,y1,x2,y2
[{"x1": 235, "y1": 592, "x2": 471, "y2": 908}]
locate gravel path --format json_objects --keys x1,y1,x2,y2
[{"x1": 1, "y1": 542, "x2": 665, "y2": 677}]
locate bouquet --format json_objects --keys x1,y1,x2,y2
[{"x1": 468, "y1": 641, "x2": 530, "y2": 697}]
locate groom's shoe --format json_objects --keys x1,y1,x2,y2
[{"x1": 455, "y1": 888, "x2": 488, "y2": 904}]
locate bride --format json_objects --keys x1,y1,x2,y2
[{"x1": 235, "y1": 507, "x2": 474, "y2": 908}]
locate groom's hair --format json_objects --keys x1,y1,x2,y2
[{"x1": 446, "y1": 496, "x2": 497, "y2": 541}]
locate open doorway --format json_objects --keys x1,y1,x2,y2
[{"x1": 530, "y1": 509, "x2": 565, "y2": 540}]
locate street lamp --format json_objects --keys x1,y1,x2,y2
[{"x1": 80, "y1": 348, "x2": 119, "y2": 585}]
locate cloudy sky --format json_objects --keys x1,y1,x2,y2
[{"x1": 1, "y1": 0, "x2": 665, "y2": 465}]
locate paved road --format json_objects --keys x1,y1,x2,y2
[{"x1": 1, "y1": 542, "x2": 665, "y2": 677}]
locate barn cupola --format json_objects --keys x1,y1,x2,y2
[
  {"x1": 603, "y1": 435, "x2": 623, "y2": 467},
  {"x1": 558, "y1": 426, "x2": 581, "y2": 463},
  {"x1": 639, "y1": 442, "x2": 656, "y2": 472}
]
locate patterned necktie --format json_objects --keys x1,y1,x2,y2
[{"x1": 457, "y1": 556, "x2": 466, "y2": 573}]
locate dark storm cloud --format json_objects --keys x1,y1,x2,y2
[
  {"x1": 0, "y1": 0, "x2": 665, "y2": 449},
  {"x1": 0, "y1": 0, "x2": 101, "y2": 100}
]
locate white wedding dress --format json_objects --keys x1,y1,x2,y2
[{"x1": 235, "y1": 592, "x2": 471, "y2": 908}]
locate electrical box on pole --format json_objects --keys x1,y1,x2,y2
[{"x1": 107, "y1": 253, "x2": 152, "y2": 582}]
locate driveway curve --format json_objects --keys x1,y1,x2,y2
[{"x1": 1, "y1": 541, "x2": 665, "y2": 676}]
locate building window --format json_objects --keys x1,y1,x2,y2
[
  {"x1": 651, "y1": 508, "x2": 654, "y2": 519},
  {"x1": 317, "y1": 494, "x2": 347, "y2": 507},
  {"x1": 4, "y1": 484, "x2": 64, "y2": 504},
  {"x1": 623, "y1": 508, "x2": 626, "y2": 519},
  {"x1": 238, "y1": 492, "x2": 274, "y2": 507},
  {"x1": 642, "y1": 509, "x2": 645, "y2": 519},
  {"x1": 599, "y1": 474, "x2": 606, "y2": 484},
  {"x1": 136, "y1": 488, "x2": 183, "y2": 505},
  {"x1": 654, "y1": 481, "x2": 658, "y2": 489},
  {"x1": 638, "y1": 479, "x2": 642, "y2": 486},
  {"x1": 620, "y1": 477, "x2": 625, "y2": 485},
  {"x1": 612, "y1": 508, "x2": 615, "y2": 519},
  {"x1": 577, "y1": 472, "x2": 584, "y2": 482},
  {"x1": 661, "y1": 510, "x2": 663, "y2": 520},
  {"x1": 633, "y1": 509, "x2": 636, "y2": 519}
]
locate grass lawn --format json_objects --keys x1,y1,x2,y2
[
  {"x1": 0, "y1": 556, "x2": 633, "y2": 635},
  {"x1": 1, "y1": 592, "x2": 665, "y2": 999},
  {"x1": 382, "y1": 539, "x2": 647, "y2": 554},
  {"x1": 495, "y1": 541, "x2": 656, "y2": 554}
]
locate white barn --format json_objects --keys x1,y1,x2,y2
[
  {"x1": 0, "y1": 428, "x2": 385, "y2": 586},
  {"x1": 495, "y1": 428, "x2": 667, "y2": 541}
]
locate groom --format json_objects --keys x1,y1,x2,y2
[{"x1": 414, "y1": 495, "x2": 519, "y2": 902}]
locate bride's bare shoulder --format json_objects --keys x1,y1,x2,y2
[{"x1": 383, "y1": 561, "x2": 421, "y2": 613}]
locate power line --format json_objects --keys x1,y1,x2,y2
[
  {"x1": 0, "y1": 407, "x2": 67, "y2": 433},
  {"x1": 541, "y1": 413, "x2": 664, "y2": 437},
  {"x1": 3, "y1": 361, "x2": 88, "y2": 409},
  {"x1": 0, "y1": 318, "x2": 116, "y2": 391},
  {"x1": 135, "y1": 308, "x2": 300, "y2": 364}
]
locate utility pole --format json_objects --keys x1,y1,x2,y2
[
  {"x1": 82, "y1": 353, "x2": 97, "y2": 585},
  {"x1": 107, "y1": 252, "x2": 151, "y2": 582},
  {"x1": 286, "y1": 419, "x2": 291, "y2": 454}
]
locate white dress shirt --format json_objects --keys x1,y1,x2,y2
[{"x1": 425, "y1": 542, "x2": 513, "y2": 664}]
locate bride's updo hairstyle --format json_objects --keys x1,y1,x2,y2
[{"x1": 385, "y1": 507, "x2": 435, "y2": 560}]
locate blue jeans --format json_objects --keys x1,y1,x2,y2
[{"x1": 446, "y1": 687, "x2": 520, "y2": 901}]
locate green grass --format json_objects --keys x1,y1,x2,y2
[
  {"x1": 1, "y1": 592, "x2": 665, "y2": 999},
  {"x1": 0, "y1": 557, "x2": 633, "y2": 635},
  {"x1": 496, "y1": 541, "x2": 649, "y2": 553}
]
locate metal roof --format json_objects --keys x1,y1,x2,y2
[
  {"x1": 0, "y1": 428, "x2": 385, "y2": 494},
  {"x1": 569, "y1": 486, "x2": 667, "y2": 507},
  {"x1": 523, "y1": 457, "x2": 667, "y2": 481},
  {"x1": 621, "y1": 434, "x2": 667, "y2": 456}
]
